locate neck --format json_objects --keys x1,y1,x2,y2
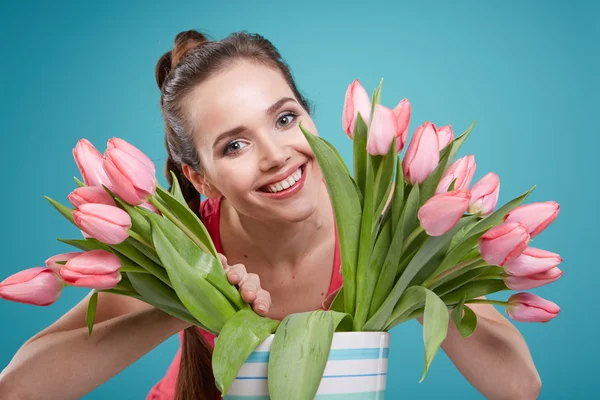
[{"x1": 222, "y1": 182, "x2": 334, "y2": 270}]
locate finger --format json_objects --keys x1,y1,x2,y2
[
  {"x1": 217, "y1": 253, "x2": 228, "y2": 268},
  {"x1": 226, "y1": 263, "x2": 247, "y2": 285},
  {"x1": 253, "y1": 289, "x2": 272, "y2": 315},
  {"x1": 239, "y1": 273, "x2": 260, "y2": 303}
]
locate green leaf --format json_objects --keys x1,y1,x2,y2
[
  {"x1": 352, "y1": 114, "x2": 368, "y2": 197},
  {"x1": 141, "y1": 209, "x2": 245, "y2": 309},
  {"x1": 401, "y1": 184, "x2": 421, "y2": 242},
  {"x1": 419, "y1": 121, "x2": 476, "y2": 205},
  {"x1": 391, "y1": 156, "x2": 405, "y2": 236},
  {"x1": 149, "y1": 217, "x2": 238, "y2": 333},
  {"x1": 112, "y1": 197, "x2": 152, "y2": 244},
  {"x1": 420, "y1": 288, "x2": 449, "y2": 382},
  {"x1": 268, "y1": 310, "x2": 352, "y2": 400},
  {"x1": 441, "y1": 279, "x2": 509, "y2": 305},
  {"x1": 45, "y1": 196, "x2": 75, "y2": 225},
  {"x1": 85, "y1": 291, "x2": 98, "y2": 337},
  {"x1": 384, "y1": 286, "x2": 427, "y2": 329},
  {"x1": 111, "y1": 239, "x2": 171, "y2": 287},
  {"x1": 432, "y1": 265, "x2": 497, "y2": 297},
  {"x1": 373, "y1": 139, "x2": 397, "y2": 219},
  {"x1": 301, "y1": 123, "x2": 362, "y2": 316},
  {"x1": 451, "y1": 297, "x2": 477, "y2": 338},
  {"x1": 323, "y1": 139, "x2": 351, "y2": 177},
  {"x1": 363, "y1": 215, "x2": 477, "y2": 331},
  {"x1": 213, "y1": 309, "x2": 279, "y2": 395},
  {"x1": 74, "y1": 177, "x2": 85, "y2": 187},
  {"x1": 168, "y1": 170, "x2": 187, "y2": 206},
  {"x1": 57, "y1": 238, "x2": 112, "y2": 252},
  {"x1": 327, "y1": 286, "x2": 345, "y2": 313}
]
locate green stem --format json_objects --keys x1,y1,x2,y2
[
  {"x1": 424, "y1": 256, "x2": 484, "y2": 288},
  {"x1": 402, "y1": 225, "x2": 424, "y2": 252},
  {"x1": 465, "y1": 299, "x2": 509, "y2": 307},
  {"x1": 149, "y1": 196, "x2": 211, "y2": 254},
  {"x1": 128, "y1": 230, "x2": 153, "y2": 249}
]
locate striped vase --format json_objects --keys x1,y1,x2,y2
[{"x1": 221, "y1": 331, "x2": 389, "y2": 399}]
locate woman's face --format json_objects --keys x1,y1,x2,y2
[{"x1": 183, "y1": 60, "x2": 323, "y2": 223}]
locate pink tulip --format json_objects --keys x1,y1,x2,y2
[
  {"x1": 503, "y1": 247, "x2": 563, "y2": 277},
  {"x1": 504, "y1": 201, "x2": 560, "y2": 238},
  {"x1": 72, "y1": 139, "x2": 112, "y2": 188},
  {"x1": 366, "y1": 104, "x2": 399, "y2": 155},
  {"x1": 436, "y1": 125, "x2": 454, "y2": 150},
  {"x1": 68, "y1": 186, "x2": 116, "y2": 208},
  {"x1": 506, "y1": 292, "x2": 560, "y2": 323},
  {"x1": 0, "y1": 267, "x2": 63, "y2": 306},
  {"x1": 73, "y1": 203, "x2": 131, "y2": 245},
  {"x1": 402, "y1": 122, "x2": 440, "y2": 185},
  {"x1": 478, "y1": 222, "x2": 530, "y2": 266},
  {"x1": 392, "y1": 99, "x2": 411, "y2": 152},
  {"x1": 435, "y1": 155, "x2": 476, "y2": 195},
  {"x1": 45, "y1": 252, "x2": 82, "y2": 274},
  {"x1": 139, "y1": 201, "x2": 161, "y2": 214},
  {"x1": 504, "y1": 267, "x2": 563, "y2": 291},
  {"x1": 342, "y1": 80, "x2": 372, "y2": 139},
  {"x1": 103, "y1": 148, "x2": 157, "y2": 206},
  {"x1": 107, "y1": 137, "x2": 156, "y2": 175},
  {"x1": 418, "y1": 189, "x2": 471, "y2": 236},
  {"x1": 60, "y1": 250, "x2": 122, "y2": 290},
  {"x1": 468, "y1": 172, "x2": 500, "y2": 216}
]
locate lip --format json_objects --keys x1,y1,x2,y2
[
  {"x1": 257, "y1": 161, "x2": 307, "y2": 189},
  {"x1": 256, "y1": 162, "x2": 308, "y2": 200}
]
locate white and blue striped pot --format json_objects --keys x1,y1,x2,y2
[{"x1": 221, "y1": 331, "x2": 389, "y2": 399}]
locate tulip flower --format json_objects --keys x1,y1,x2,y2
[
  {"x1": 73, "y1": 203, "x2": 131, "y2": 245},
  {"x1": 505, "y1": 292, "x2": 560, "y2": 323},
  {"x1": 504, "y1": 267, "x2": 563, "y2": 291},
  {"x1": 72, "y1": 139, "x2": 112, "y2": 188},
  {"x1": 435, "y1": 155, "x2": 476, "y2": 195},
  {"x1": 391, "y1": 98, "x2": 411, "y2": 152},
  {"x1": 504, "y1": 201, "x2": 560, "y2": 238},
  {"x1": 45, "y1": 252, "x2": 82, "y2": 273},
  {"x1": 103, "y1": 147, "x2": 157, "y2": 206},
  {"x1": 68, "y1": 186, "x2": 116, "y2": 208},
  {"x1": 60, "y1": 250, "x2": 122, "y2": 290},
  {"x1": 366, "y1": 104, "x2": 398, "y2": 155},
  {"x1": 107, "y1": 137, "x2": 156, "y2": 175},
  {"x1": 468, "y1": 172, "x2": 500, "y2": 216},
  {"x1": 402, "y1": 122, "x2": 440, "y2": 185},
  {"x1": 436, "y1": 125, "x2": 454, "y2": 150},
  {"x1": 342, "y1": 80, "x2": 372, "y2": 139},
  {"x1": 418, "y1": 189, "x2": 471, "y2": 236},
  {"x1": 478, "y1": 222, "x2": 530, "y2": 266},
  {"x1": 0, "y1": 267, "x2": 63, "y2": 306},
  {"x1": 503, "y1": 247, "x2": 563, "y2": 277}
]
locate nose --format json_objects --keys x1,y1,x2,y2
[{"x1": 258, "y1": 135, "x2": 291, "y2": 172}]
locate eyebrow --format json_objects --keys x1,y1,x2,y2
[{"x1": 212, "y1": 97, "x2": 297, "y2": 149}]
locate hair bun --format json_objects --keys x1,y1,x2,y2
[{"x1": 155, "y1": 30, "x2": 209, "y2": 90}]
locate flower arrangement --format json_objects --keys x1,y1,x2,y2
[{"x1": 0, "y1": 79, "x2": 562, "y2": 399}]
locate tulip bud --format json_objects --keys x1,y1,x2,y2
[
  {"x1": 103, "y1": 148, "x2": 157, "y2": 206},
  {"x1": 366, "y1": 104, "x2": 399, "y2": 155},
  {"x1": 68, "y1": 186, "x2": 116, "y2": 208},
  {"x1": 392, "y1": 99, "x2": 411, "y2": 152},
  {"x1": 468, "y1": 172, "x2": 500, "y2": 216},
  {"x1": 504, "y1": 267, "x2": 563, "y2": 291},
  {"x1": 506, "y1": 292, "x2": 560, "y2": 323},
  {"x1": 435, "y1": 155, "x2": 476, "y2": 195},
  {"x1": 402, "y1": 122, "x2": 440, "y2": 185},
  {"x1": 342, "y1": 80, "x2": 372, "y2": 139},
  {"x1": 418, "y1": 189, "x2": 471, "y2": 236},
  {"x1": 73, "y1": 203, "x2": 131, "y2": 245},
  {"x1": 72, "y1": 139, "x2": 112, "y2": 188},
  {"x1": 504, "y1": 201, "x2": 560, "y2": 238},
  {"x1": 436, "y1": 125, "x2": 454, "y2": 150},
  {"x1": 0, "y1": 267, "x2": 63, "y2": 306},
  {"x1": 478, "y1": 222, "x2": 530, "y2": 266},
  {"x1": 107, "y1": 138, "x2": 156, "y2": 175},
  {"x1": 45, "y1": 252, "x2": 82, "y2": 274},
  {"x1": 503, "y1": 247, "x2": 563, "y2": 277},
  {"x1": 60, "y1": 250, "x2": 122, "y2": 290}
]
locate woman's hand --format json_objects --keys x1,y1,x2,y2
[{"x1": 218, "y1": 253, "x2": 272, "y2": 316}]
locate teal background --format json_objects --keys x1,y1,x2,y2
[{"x1": 1, "y1": 0, "x2": 597, "y2": 398}]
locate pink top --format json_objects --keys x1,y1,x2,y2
[{"x1": 146, "y1": 196, "x2": 343, "y2": 399}]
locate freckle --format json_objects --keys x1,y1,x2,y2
[
  {"x1": 243, "y1": 254, "x2": 248, "y2": 258},
  {"x1": 292, "y1": 276, "x2": 295, "y2": 279},
  {"x1": 321, "y1": 292, "x2": 324, "y2": 296}
]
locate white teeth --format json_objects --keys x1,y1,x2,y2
[{"x1": 265, "y1": 167, "x2": 303, "y2": 193}]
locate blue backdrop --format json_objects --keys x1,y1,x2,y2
[{"x1": 1, "y1": 0, "x2": 596, "y2": 398}]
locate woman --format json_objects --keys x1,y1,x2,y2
[{"x1": 0, "y1": 30, "x2": 542, "y2": 400}]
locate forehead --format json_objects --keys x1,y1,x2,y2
[{"x1": 185, "y1": 60, "x2": 295, "y2": 145}]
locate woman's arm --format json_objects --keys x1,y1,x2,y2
[
  {"x1": 418, "y1": 297, "x2": 541, "y2": 400},
  {"x1": 0, "y1": 291, "x2": 191, "y2": 400}
]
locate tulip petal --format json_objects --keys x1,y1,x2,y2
[
  {"x1": 504, "y1": 267, "x2": 563, "y2": 290},
  {"x1": 402, "y1": 122, "x2": 440, "y2": 185},
  {"x1": 504, "y1": 201, "x2": 560, "y2": 238},
  {"x1": 436, "y1": 125, "x2": 454, "y2": 150},
  {"x1": 68, "y1": 186, "x2": 116, "y2": 208},
  {"x1": 503, "y1": 247, "x2": 563, "y2": 276},
  {"x1": 468, "y1": 172, "x2": 500, "y2": 216},
  {"x1": 506, "y1": 292, "x2": 560, "y2": 323},
  {"x1": 418, "y1": 190, "x2": 471, "y2": 236},
  {"x1": 479, "y1": 222, "x2": 530, "y2": 266},
  {"x1": 366, "y1": 105, "x2": 398, "y2": 155},
  {"x1": 0, "y1": 267, "x2": 63, "y2": 306},
  {"x1": 107, "y1": 138, "x2": 156, "y2": 174},
  {"x1": 66, "y1": 250, "x2": 122, "y2": 274},
  {"x1": 61, "y1": 268, "x2": 122, "y2": 290},
  {"x1": 72, "y1": 139, "x2": 112, "y2": 188},
  {"x1": 392, "y1": 99, "x2": 411, "y2": 151},
  {"x1": 45, "y1": 252, "x2": 82, "y2": 273}
]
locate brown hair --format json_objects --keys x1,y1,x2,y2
[{"x1": 155, "y1": 29, "x2": 312, "y2": 399}]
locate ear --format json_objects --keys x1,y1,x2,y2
[{"x1": 181, "y1": 164, "x2": 222, "y2": 199}]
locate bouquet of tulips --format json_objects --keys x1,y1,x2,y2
[{"x1": 0, "y1": 78, "x2": 562, "y2": 399}]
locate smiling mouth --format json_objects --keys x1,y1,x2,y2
[{"x1": 258, "y1": 164, "x2": 306, "y2": 193}]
